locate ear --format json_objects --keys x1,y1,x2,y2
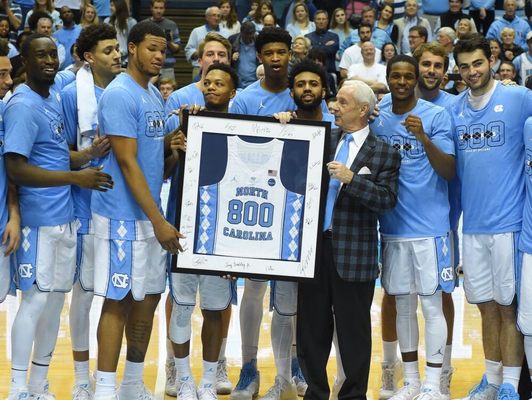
[
  {"x1": 290, "y1": 88, "x2": 294, "y2": 98},
  {"x1": 321, "y1": 87, "x2": 326, "y2": 99},
  {"x1": 229, "y1": 88, "x2": 236, "y2": 99},
  {"x1": 84, "y1": 51, "x2": 94, "y2": 65},
  {"x1": 257, "y1": 51, "x2": 263, "y2": 64},
  {"x1": 127, "y1": 41, "x2": 136, "y2": 57}
]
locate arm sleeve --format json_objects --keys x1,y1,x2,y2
[{"x1": 429, "y1": 109, "x2": 455, "y2": 156}]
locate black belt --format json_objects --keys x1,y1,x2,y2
[{"x1": 323, "y1": 229, "x2": 333, "y2": 239}]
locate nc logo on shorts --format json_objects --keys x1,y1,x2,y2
[
  {"x1": 440, "y1": 266, "x2": 454, "y2": 282},
  {"x1": 18, "y1": 263, "x2": 33, "y2": 278},
  {"x1": 111, "y1": 273, "x2": 129, "y2": 288}
]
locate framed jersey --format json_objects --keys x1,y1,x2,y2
[{"x1": 175, "y1": 110, "x2": 330, "y2": 281}]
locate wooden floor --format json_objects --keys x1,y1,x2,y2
[{"x1": 0, "y1": 285, "x2": 487, "y2": 399}]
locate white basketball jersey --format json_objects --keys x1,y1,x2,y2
[
  {"x1": 195, "y1": 136, "x2": 304, "y2": 261},
  {"x1": 519, "y1": 53, "x2": 532, "y2": 86}
]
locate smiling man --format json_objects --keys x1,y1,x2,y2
[
  {"x1": 450, "y1": 35, "x2": 532, "y2": 400},
  {"x1": 91, "y1": 20, "x2": 184, "y2": 400},
  {"x1": 4, "y1": 33, "x2": 112, "y2": 399},
  {"x1": 372, "y1": 54, "x2": 455, "y2": 400}
]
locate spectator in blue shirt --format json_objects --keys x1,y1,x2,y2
[
  {"x1": 305, "y1": 9, "x2": 339, "y2": 73},
  {"x1": 53, "y1": 6, "x2": 81, "y2": 69},
  {"x1": 229, "y1": 21, "x2": 258, "y2": 88}
]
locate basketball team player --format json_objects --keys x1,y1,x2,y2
[
  {"x1": 378, "y1": 42, "x2": 460, "y2": 400},
  {"x1": 61, "y1": 23, "x2": 121, "y2": 399},
  {"x1": 229, "y1": 27, "x2": 303, "y2": 400},
  {"x1": 4, "y1": 33, "x2": 113, "y2": 399},
  {"x1": 91, "y1": 21, "x2": 183, "y2": 400},
  {"x1": 450, "y1": 35, "x2": 532, "y2": 400},
  {"x1": 167, "y1": 62, "x2": 238, "y2": 400},
  {"x1": 164, "y1": 32, "x2": 234, "y2": 398},
  {"x1": 372, "y1": 54, "x2": 455, "y2": 400},
  {"x1": 0, "y1": 38, "x2": 19, "y2": 308}
]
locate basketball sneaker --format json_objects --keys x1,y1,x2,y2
[
  {"x1": 380, "y1": 361, "x2": 404, "y2": 400},
  {"x1": 198, "y1": 385, "x2": 217, "y2": 400},
  {"x1": 388, "y1": 382, "x2": 421, "y2": 400},
  {"x1": 496, "y1": 383, "x2": 519, "y2": 400},
  {"x1": 6, "y1": 390, "x2": 31, "y2": 400},
  {"x1": 216, "y1": 360, "x2": 232, "y2": 395},
  {"x1": 177, "y1": 377, "x2": 198, "y2": 400},
  {"x1": 230, "y1": 360, "x2": 260, "y2": 400},
  {"x1": 259, "y1": 376, "x2": 297, "y2": 400},
  {"x1": 440, "y1": 368, "x2": 454, "y2": 400},
  {"x1": 29, "y1": 380, "x2": 55, "y2": 399},
  {"x1": 459, "y1": 375, "x2": 498, "y2": 400},
  {"x1": 413, "y1": 385, "x2": 445, "y2": 400},
  {"x1": 290, "y1": 358, "x2": 307, "y2": 397},
  {"x1": 72, "y1": 383, "x2": 94, "y2": 400},
  {"x1": 166, "y1": 359, "x2": 177, "y2": 397},
  {"x1": 118, "y1": 383, "x2": 155, "y2": 400}
]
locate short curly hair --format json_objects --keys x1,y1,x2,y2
[{"x1": 76, "y1": 24, "x2": 118, "y2": 61}]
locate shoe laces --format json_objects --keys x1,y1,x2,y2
[
  {"x1": 440, "y1": 369, "x2": 453, "y2": 394},
  {"x1": 166, "y1": 361, "x2": 177, "y2": 386},
  {"x1": 263, "y1": 378, "x2": 283, "y2": 399},
  {"x1": 199, "y1": 386, "x2": 217, "y2": 400},
  {"x1": 235, "y1": 362, "x2": 257, "y2": 391},
  {"x1": 217, "y1": 360, "x2": 229, "y2": 381},
  {"x1": 393, "y1": 383, "x2": 420, "y2": 400},
  {"x1": 381, "y1": 365, "x2": 396, "y2": 391},
  {"x1": 73, "y1": 384, "x2": 92, "y2": 398},
  {"x1": 468, "y1": 376, "x2": 489, "y2": 398},
  {"x1": 179, "y1": 378, "x2": 197, "y2": 397}
]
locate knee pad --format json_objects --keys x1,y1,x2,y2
[
  {"x1": 169, "y1": 303, "x2": 194, "y2": 344},
  {"x1": 395, "y1": 294, "x2": 419, "y2": 353}
]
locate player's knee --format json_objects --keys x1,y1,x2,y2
[{"x1": 170, "y1": 304, "x2": 193, "y2": 344}]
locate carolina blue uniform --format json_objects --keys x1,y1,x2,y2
[
  {"x1": 519, "y1": 116, "x2": 532, "y2": 255},
  {"x1": 450, "y1": 83, "x2": 532, "y2": 234},
  {"x1": 92, "y1": 73, "x2": 166, "y2": 224},
  {"x1": 373, "y1": 99, "x2": 454, "y2": 237},
  {"x1": 164, "y1": 82, "x2": 204, "y2": 134},
  {"x1": 0, "y1": 101, "x2": 7, "y2": 237}
]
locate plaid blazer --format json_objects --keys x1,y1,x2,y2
[{"x1": 329, "y1": 128, "x2": 400, "y2": 282}]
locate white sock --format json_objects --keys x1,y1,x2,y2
[
  {"x1": 272, "y1": 311, "x2": 293, "y2": 382},
  {"x1": 240, "y1": 280, "x2": 267, "y2": 364},
  {"x1": 175, "y1": 356, "x2": 192, "y2": 380},
  {"x1": 502, "y1": 366, "x2": 521, "y2": 391},
  {"x1": 383, "y1": 341, "x2": 399, "y2": 364},
  {"x1": 424, "y1": 365, "x2": 442, "y2": 391},
  {"x1": 9, "y1": 367, "x2": 28, "y2": 393},
  {"x1": 442, "y1": 345, "x2": 453, "y2": 372},
  {"x1": 485, "y1": 359, "x2": 503, "y2": 386},
  {"x1": 28, "y1": 363, "x2": 49, "y2": 393},
  {"x1": 403, "y1": 361, "x2": 420, "y2": 386},
  {"x1": 74, "y1": 360, "x2": 90, "y2": 385},
  {"x1": 122, "y1": 360, "x2": 144, "y2": 386},
  {"x1": 200, "y1": 360, "x2": 218, "y2": 388},
  {"x1": 94, "y1": 370, "x2": 116, "y2": 397},
  {"x1": 166, "y1": 339, "x2": 175, "y2": 364},
  {"x1": 219, "y1": 338, "x2": 227, "y2": 362}
]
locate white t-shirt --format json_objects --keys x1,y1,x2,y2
[
  {"x1": 347, "y1": 62, "x2": 388, "y2": 87},
  {"x1": 339, "y1": 44, "x2": 382, "y2": 71}
]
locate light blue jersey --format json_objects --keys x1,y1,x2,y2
[
  {"x1": 374, "y1": 98, "x2": 454, "y2": 237},
  {"x1": 230, "y1": 79, "x2": 330, "y2": 116},
  {"x1": 164, "y1": 82, "x2": 204, "y2": 133},
  {"x1": 0, "y1": 102, "x2": 6, "y2": 237},
  {"x1": 92, "y1": 73, "x2": 166, "y2": 222},
  {"x1": 62, "y1": 81, "x2": 104, "y2": 230},
  {"x1": 451, "y1": 83, "x2": 532, "y2": 234},
  {"x1": 520, "y1": 117, "x2": 532, "y2": 253},
  {"x1": 4, "y1": 84, "x2": 74, "y2": 227}
]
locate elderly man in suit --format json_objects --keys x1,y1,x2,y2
[{"x1": 297, "y1": 80, "x2": 401, "y2": 400}]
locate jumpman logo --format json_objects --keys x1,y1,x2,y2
[
  {"x1": 432, "y1": 347, "x2": 445, "y2": 358},
  {"x1": 258, "y1": 100, "x2": 265, "y2": 110}
]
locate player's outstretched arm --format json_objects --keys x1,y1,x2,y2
[{"x1": 5, "y1": 153, "x2": 113, "y2": 191}]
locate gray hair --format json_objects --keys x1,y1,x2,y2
[
  {"x1": 342, "y1": 80, "x2": 377, "y2": 117},
  {"x1": 205, "y1": 6, "x2": 219, "y2": 16}
]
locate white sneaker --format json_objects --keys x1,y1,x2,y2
[
  {"x1": 259, "y1": 377, "x2": 297, "y2": 400},
  {"x1": 198, "y1": 386, "x2": 217, "y2": 400},
  {"x1": 7, "y1": 390, "x2": 31, "y2": 400},
  {"x1": 440, "y1": 369, "x2": 454, "y2": 400},
  {"x1": 389, "y1": 382, "x2": 421, "y2": 400},
  {"x1": 118, "y1": 383, "x2": 154, "y2": 400},
  {"x1": 30, "y1": 381, "x2": 56, "y2": 399},
  {"x1": 166, "y1": 360, "x2": 177, "y2": 397},
  {"x1": 231, "y1": 360, "x2": 260, "y2": 400},
  {"x1": 216, "y1": 360, "x2": 232, "y2": 395},
  {"x1": 330, "y1": 377, "x2": 345, "y2": 400},
  {"x1": 414, "y1": 386, "x2": 445, "y2": 400},
  {"x1": 177, "y1": 377, "x2": 198, "y2": 400},
  {"x1": 72, "y1": 384, "x2": 94, "y2": 400},
  {"x1": 380, "y1": 361, "x2": 403, "y2": 400}
]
